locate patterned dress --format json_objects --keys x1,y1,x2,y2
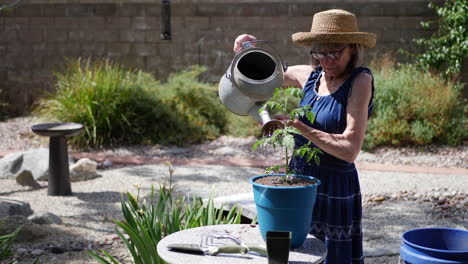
[{"x1": 290, "y1": 66, "x2": 375, "y2": 264}]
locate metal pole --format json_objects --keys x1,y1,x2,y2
[{"x1": 161, "y1": 0, "x2": 171, "y2": 40}]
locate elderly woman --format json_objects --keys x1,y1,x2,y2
[{"x1": 234, "y1": 9, "x2": 376, "y2": 264}]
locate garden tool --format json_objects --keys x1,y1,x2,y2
[
  {"x1": 218, "y1": 40, "x2": 286, "y2": 137},
  {"x1": 166, "y1": 232, "x2": 267, "y2": 256}
]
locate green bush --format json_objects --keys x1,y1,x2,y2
[
  {"x1": 35, "y1": 58, "x2": 229, "y2": 148},
  {"x1": 410, "y1": 0, "x2": 468, "y2": 79},
  {"x1": 364, "y1": 64, "x2": 467, "y2": 149},
  {"x1": 225, "y1": 112, "x2": 261, "y2": 138},
  {"x1": 88, "y1": 163, "x2": 245, "y2": 264}
]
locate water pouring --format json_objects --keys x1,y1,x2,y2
[{"x1": 218, "y1": 40, "x2": 286, "y2": 136}]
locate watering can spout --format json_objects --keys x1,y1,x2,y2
[{"x1": 248, "y1": 105, "x2": 284, "y2": 137}]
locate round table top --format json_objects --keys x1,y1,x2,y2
[
  {"x1": 31, "y1": 122, "x2": 83, "y2": 137},
  {"x1": 157, "y1": 224, "x2": 326, "y2": 264}
]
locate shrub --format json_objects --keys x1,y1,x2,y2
[
  {"x1": 409, "y1": 0, "x2": 468, "y2": 79},
  {"x1": 364, "y1": 64, "x2": 467, "y2": 149},
  {"x1": 155, "y1": 68, "x2": 229, "y2": 144},
  {"x1": 88, "y1": 163, "x2": 245, "y2": 264},
  {"x1": 225, "y1": 112, "x2": 261, "y2": 138},
  {"x1": 35, "y1": 58, "x2": 229, "y2": 148}
]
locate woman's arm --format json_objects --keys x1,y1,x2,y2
[
  {"x1": 288, "y1": 72, "x2": 373, "y2": 163},
  {"x1": 284, "y1": 65, "x2": 313, "y2": 88}
]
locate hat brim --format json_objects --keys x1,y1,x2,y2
[{"x1": 292, "y1": 32, "x2": 377, "y2": 48}]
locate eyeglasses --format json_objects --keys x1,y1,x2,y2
[{"x1": 310, "y1": 46, "x2": 347, "y2": 60}]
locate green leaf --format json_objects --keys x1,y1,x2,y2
[{"x1": 282, "y1": 134, "x2": 295, "y2": 149}]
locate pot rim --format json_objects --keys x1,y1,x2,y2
[
  {"x1": 402, "y1": 227, "x2": 468, "y2": 254},
  {"x1": 250, "y1": 174, "x2": 321, "y2": 189}
]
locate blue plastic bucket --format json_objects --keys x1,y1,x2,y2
[
  {"x1": 400, "y1": 227, "x2": 468, "y2": 264},
  {"x1": 250, "y1": 174, "x2": 320, "y2": 248}
]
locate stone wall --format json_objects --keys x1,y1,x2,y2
[{"x1": 0, "y1": 0, "x2": 440, "y2": 115}]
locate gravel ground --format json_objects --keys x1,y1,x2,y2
[
  {"x1": 0, "y1": 116, "x2": 467, "y2": 264},
  {"x1": 1, "y1": 116, "x2": 467, "y2": 169}
]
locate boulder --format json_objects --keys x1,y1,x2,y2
[
  {"x1": 0, "y1": 148, "x2": 48, "y2": 180},
  {"x1": 69, "y1": 158, "x2": 101, "y2": 182},
  {"x1": 70, "y1": 158, "x2": 97, "y2": 172},
  {"x1": 0, "y1": 148, "x2": 73, "y2": 181},
  {"x1": 0, "y1": 215, "x2": 47, "y2": 242},
  {"x1": 15, "y1": 170, "x2": 41, "y2": 188},
  {"x1": 0, "y1": 198, "x2": 33, "y2": 218},
  {"x1": 29, "y1": 212, "x2": 62, "y2": 225}
]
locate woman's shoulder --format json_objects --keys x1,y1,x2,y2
[
  {"x1": 353, "y1": 66, "x2": 373, "y2": 77},
  {"x1": 283, "y1": 65, "x2": 314, "y2": 88},
  {"x1": 348, "y1": 68, "x2": 373, "y2": 98}
]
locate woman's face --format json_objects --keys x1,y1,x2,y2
[{"x1": 311, "y1": 44, "x2": 354, "y2": 78}]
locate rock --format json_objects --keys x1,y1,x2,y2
[
  {"x1": 0, "y1": 215, "x2": 47, "y2": 242},
  {"x1": 0, "y1": 148, "x2": 49, "y2": 180},
  {"x1": 102, "y1": 160, "x2": 113, "y2": 168},
  {"x1": 69, "y1": 158, "x2": 101, "y2": 181},
  {"x1": 31, "y1": 249, "x2": 44, "y2": 256},
  {"x1": 16, "y1": 248, "x2": 28, "y2": 255},
  {"x1": 29, "y1": 212, "x2": 62, "y2": 225},
  {"x1": 0, "y1": 198, "x2": 33, "y2": 218},
  {"x1": 163, "y1": 147, "x2": 189, "y2": 155},
  {"x1": 70, "y1": 158, "x2": 97, "y2": 172},
  {"x1": 50, "y1": 247, "x2": 65, "y2": 254},
  {"x1": 69, "y1": 170, "x2": 102, "y2": 182},
  {"x1": 15, "y1": 170, "x2": 41, "y2": 188},
  {"x1": 442, "y1": 192, "x2": 452, "y2": 199},
  {"x1": 372, "y1": 196, "x2": 386, "y2": 203}
]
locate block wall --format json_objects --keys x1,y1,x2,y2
[{"x1": 0, "y1": 0, "x2": 440, "y2": 115}]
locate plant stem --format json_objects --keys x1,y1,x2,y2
[
  {"x1": 283, "y1": 91, "x2": 290, "y2": 176},
  {"x1": 285, "y1": 140, "x2": 289, "y2": 175}
]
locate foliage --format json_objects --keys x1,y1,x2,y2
[
  {"x1": 410, "y1": 0, "x2": 468, "y2": 79},
  {"x1": 0, "y1": 226, "x2": 21, "y2": 261},
  {"x1": 364, "y1": 64, "x2": 467, "y2": 149},
  {"x1": 35, "y1": 58, "x2": 228, "y2": 149},
  {"x1": 88, "y1": 162, "x2": 246, "y2": 264},
  {"x1": 156, "y1": 67, "x2": 229, "y2": 145},
  {"x1": 252, "y1": 87, "x2": 322, "y2": 182},
  {"x1": 224, "y1": 112, "x2": 261, "y2": 138}
]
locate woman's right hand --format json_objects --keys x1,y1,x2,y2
[{"x1": 233, "y1": 34, "x2": 257, "y2": 52}]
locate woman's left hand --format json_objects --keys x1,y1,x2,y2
[{"x1": 288, "y1": 119, "x2": 309, "y2": 134}]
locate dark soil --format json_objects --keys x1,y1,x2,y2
[{"x1": 254, "y1": 175, "x2": 318, "y2": 187}]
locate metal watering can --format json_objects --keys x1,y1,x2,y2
[{"x1": 218, "y1": 41, "x2": 286, "y2": 136}]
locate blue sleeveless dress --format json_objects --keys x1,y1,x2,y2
[{"x1": 290, "y1": 66, "x2": 374, "y2": 264}]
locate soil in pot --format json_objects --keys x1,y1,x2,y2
[{"x1": 254, "y1": 175, "x2": 317, "y2": 187}]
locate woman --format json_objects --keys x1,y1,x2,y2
[{"x1": 234, "y1": 9, "x2": 376, "y2": 264}]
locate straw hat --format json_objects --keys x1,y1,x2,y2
[{"x1": 292, "y1": 9, "x2": 376, "y2": 48}]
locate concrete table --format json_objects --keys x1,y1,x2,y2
[
  {"x1": 31, "y1": 122, "x2": 83, "y2": 196},
  {"x1": 157, "y1": 224, "x2": 326, "y2": 264}
]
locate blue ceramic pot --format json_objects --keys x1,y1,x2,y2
[{"x1": 250, "y1": 174, "x2": 320, "y2": 248}]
